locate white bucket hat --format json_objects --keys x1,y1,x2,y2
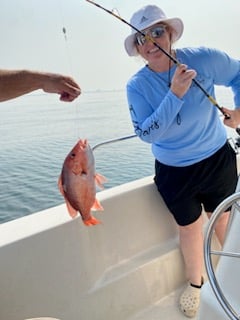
[{"x1": 124, "y1": 5, "x2": 184, "y2": 56}]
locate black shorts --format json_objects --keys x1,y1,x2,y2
[{"x1": 154, "y1": 141, "x2": 238, "y2": 226}]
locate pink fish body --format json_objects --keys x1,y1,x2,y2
[{"x1": 58, "y1": 139, "x2": 107, "y2": 226}]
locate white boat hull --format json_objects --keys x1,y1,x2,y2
[
  {"x1": 0, "y1": 176, "x2": 188, "y2": 320},
  {"x1": 0, "y1": 154, "x2": 239, "y2": 320}
]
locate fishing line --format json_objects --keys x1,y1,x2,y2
[
  {"x1": 59, "y1": 0, "x2": 81, "y2": 140},
  {"x1": 86, "y1": 0, "x2": 240, "y2": 136},
  {"x1": 59, "y1": 0, "x2": 74, "y2": 74}
]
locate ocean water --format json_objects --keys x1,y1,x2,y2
[
  {"x1": 0, "y1": 90, "x2": 154, "y2": 223},
  {"x1": 0, "y1": 88, "x2": 237, "y2": 223}
]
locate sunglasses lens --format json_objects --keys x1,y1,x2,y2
[
  {"x1": 151, "y1": 26, "x2": 165, "y2": 38},
  {"x1": 135, "y1": 25, "x2": 166, "y2": 46},
  {"x1": 135, "y1": 33, "x2": 146, "y2": 46}
]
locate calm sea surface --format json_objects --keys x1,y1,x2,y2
[{"x1": 0, "y1": 88, "x2": 237, "y2": 223}]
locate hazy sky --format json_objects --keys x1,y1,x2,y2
[{"x1": 0, "y1": 0, "x2": 239, "y2": 91}]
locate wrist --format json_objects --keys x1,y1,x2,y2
[
  {"x1": 21, "y1": 70, "x2": 45, "y2": 91},
  {"x1": 170, "y1": 87, "x2": 183, "y2": 99}
]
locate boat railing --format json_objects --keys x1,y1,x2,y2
[
  {"x1": 92, "y1": 134, "x2": 137, "y2": 151},
  {"x1": 204, "y1": 190, "x2": 240, "y2": 320}
]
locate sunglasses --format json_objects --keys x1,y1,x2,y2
[{"x1": 135, "y1": 25, "x2": 167, "y2": 46}]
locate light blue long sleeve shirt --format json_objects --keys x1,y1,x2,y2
[{"x1": 126, "y1": 47, "x2": 240, "y2": 166}]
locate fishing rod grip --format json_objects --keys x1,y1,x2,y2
[
  {"x1": 218, "y1": 109, "x2": 240, "y2": 137},
  {"x1": 207, "y1": 96, "x2": 240, "y2": 137},
  {"x1": 223, "y1": 113, "x2": 231, "y2": 120},
  {"x1": 207, "y1": 94, "x2": 230, "y2": 119},
  {"x1": 220, "y1": 110, "x2": 240, "y2": 137},
  {"x1": 219, "y1": 107, "x2": 231, "y2": 120},
  {"x1": 220, "y1": 107, "x2": 231, "y2": 121}
]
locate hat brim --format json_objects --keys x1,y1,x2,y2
[{"x1": 124, "y1": 17, "x2": 184, "y2": 56}]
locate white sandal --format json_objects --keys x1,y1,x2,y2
[{"x1": 179, "y1": 283, "x2": 201, "y2": 318}]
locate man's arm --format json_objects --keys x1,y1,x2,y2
[{"x1": 0, "y1": 69, "x2": 81, "y2": 102}]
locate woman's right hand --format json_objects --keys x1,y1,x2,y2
[{"x1": 170, "y1": 64, "x2": 197, "y2": 98}]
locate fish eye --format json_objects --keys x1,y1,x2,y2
[{"x1": 70, "y1": 153, "x2": 76, "y2": 158}]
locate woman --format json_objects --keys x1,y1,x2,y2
[{"x1": 124, "y1": 4, "x2": 240, "y2": 318}]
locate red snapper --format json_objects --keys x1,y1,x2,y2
[{"x1": 58, "y1": 139, "x2": 107, "y2": 226}]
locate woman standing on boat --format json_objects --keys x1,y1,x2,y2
[{"x1": 124, "y1": 5, "x2": 240, "y2": 318}]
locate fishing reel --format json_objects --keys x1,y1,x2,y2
[
  {"x1": 228, "y1": 136, "x2": 240, "y2": 154},
  {"x1": 235, "y1": 136, "x2": 240, "y2": 148}
]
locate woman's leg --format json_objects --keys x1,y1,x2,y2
[
  {"x1": 179, "y1": 210, "x2": 230, "y2": 284},
  {"x1": 178, "y1": 211, "x2": 230, "y2": 317},
  {"x1": 179, "y1": 214, "x2": 204, "y2": 286},
  {"x1": 206, "y1": 211, "x2": 229, "y2": 245},
  {"x1": 178, "y1": 215, "x2": 205, "y2": 317}
]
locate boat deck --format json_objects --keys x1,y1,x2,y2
[{"x1": 129, "y1": 286, "x2": 195, "y2": 320}]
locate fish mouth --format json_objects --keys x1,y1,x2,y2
[{"x1": 78, "y1": 139, "x2": 88, "y2": 148}]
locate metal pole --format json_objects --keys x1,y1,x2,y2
[{"x1": 92, "y1": 134, "x2": 137, "y2": 151}]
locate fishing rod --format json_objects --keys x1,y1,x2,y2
[
  {"x1": 86, "y1": 0, "x2": 240, "y2": 136},
  {"x1": 92, "y1": 134, "x2": 137, "y2": 151}
]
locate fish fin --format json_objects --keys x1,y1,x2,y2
[
  {"x1": 83, "y1": 216, "x2": 101, "y2": 226},
  {"x1": 58, "y1": 176, "x2": 78, "y2": 218},
  {"x1": 58, "y1": 176, "x2": 64, "y2": 195},
  {"x1": 65, "y1": 200, "x2": 78, "y2": 218},
  {"x1": 95, "y1": 173, "x2": 107, "y2": 189},
  {"x1": 91, "y1": 198, "x2": 104, "y2": 211}
]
